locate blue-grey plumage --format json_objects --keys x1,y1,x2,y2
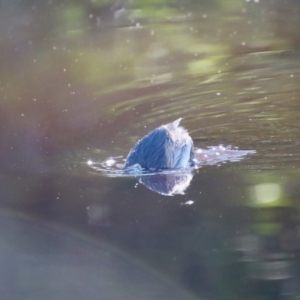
[{"x1": 123, "y1": 119, "x2": 195, "y2": 171}]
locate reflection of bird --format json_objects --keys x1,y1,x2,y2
[
  {"x1": 123, "y1": 119, "x2": 195, "y2": 171},
  {"x1": 139, "y1": 173, "x2": 193, "y2": 196}
]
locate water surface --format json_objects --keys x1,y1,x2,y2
[{"x1": 1, "y1": 1, "x2": 300, "y2": 299}]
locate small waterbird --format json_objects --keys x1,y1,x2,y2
[{"x1": 123, "y1": 119, "x2": 194, "y2": 171}]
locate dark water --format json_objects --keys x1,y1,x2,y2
[{"x1": 1, "y1": 1, "x2": 300, "y2": 299}]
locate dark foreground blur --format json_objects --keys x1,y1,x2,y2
[{"x1": 1, "y1": 0, "x2": 300, "y2": 299}]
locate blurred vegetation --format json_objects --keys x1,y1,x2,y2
[{"x1": 1, "y1": 0, "x2": 300, "y2": 91}]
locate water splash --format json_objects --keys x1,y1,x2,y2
[
  {"x1": 87, "y1": 145, "x2": 255, "y2": 176},
  {"x1": 86, "y1": 146, "x2": 255, "y2": 195},
  {"x1": 193, "y1": 145, "x2": 256, "y2": 166}
]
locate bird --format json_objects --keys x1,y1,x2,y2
[{"x1": 123, "y1": 119, "x2": 195, "y2": 171}]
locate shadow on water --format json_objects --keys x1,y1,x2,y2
[
  {"x1": 1, "y1": 0, "x2": 300, "y2": 299},
  {"x1": 0, "y1": 210, "x2": 197, "y2": 300}
]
